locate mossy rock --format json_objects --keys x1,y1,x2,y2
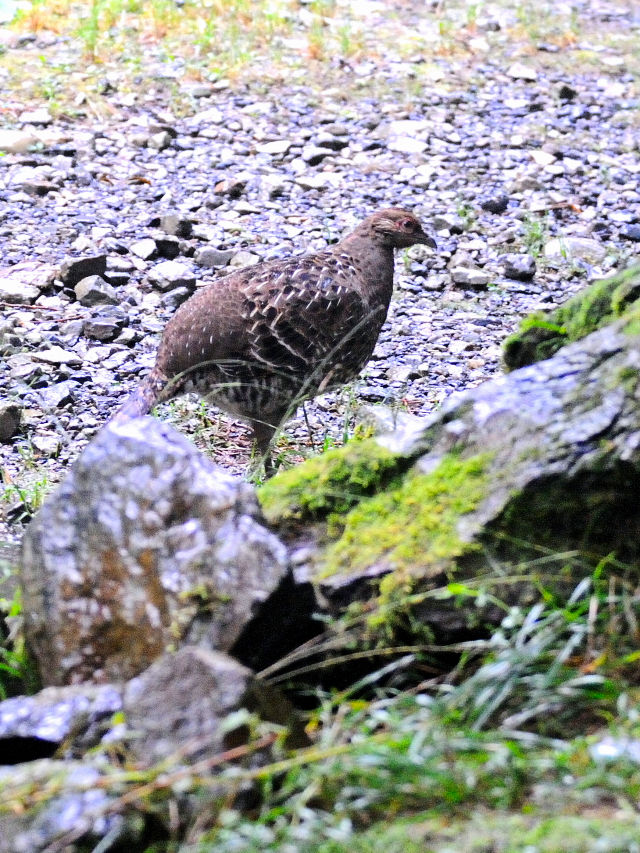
[
  {"x1": 321, "y1": 452, "x2": 491, "y2": 581},
  {"x1": 258, "y1": 438, "x2": 407, "y2": 529},
  {"x1": 503, "y1": 264, "x2": 640, "y2": 370}
]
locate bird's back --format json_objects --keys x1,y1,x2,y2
[{"x1": 154, "y1": 244, "x2": 394, "y2": 406}]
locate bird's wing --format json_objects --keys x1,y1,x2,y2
[{"x1": 241, "y1": 252, "x2": 382, "y2": 385}]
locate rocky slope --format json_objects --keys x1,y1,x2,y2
[{"x1": 1, "y1": 2, "x2": 639, "y2": 544}]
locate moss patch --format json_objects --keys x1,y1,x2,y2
[
  {"x1": 257, "y1": 438, "x2": 406, "y2": 528},
  {"x1": 621, "y1": 298, "x2": 640, "y2": 338},
  {"x1": 321, "y1": 452, "x2": 491, "y2": 579},
  {"x1": 314, "y1": 810, "x2": 640, "y2": 853},
  {"x1": 503, "y1": 265, "x2": 640, "y2": 370}
]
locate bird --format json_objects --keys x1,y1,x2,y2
[{"x1": 112, "y1": 208, "x2": 436, "y2": 466}]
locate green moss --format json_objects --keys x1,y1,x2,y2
[
  {"x1": 258, "y1": 438, "x2": 405, "y2": 527},
  {"x1": 621, "y1": 299, "x2": 640, "y2": 337},
  {"x1": 502, "y1": 315, "x2": 568, "y2": 370},
  {"x1": 503, "y1": 265, "x2": 640, "y2": 370},
  {"x1": 321, "y1": 452, "x2": 491, "y2": 579},
  {"x1": 616, "y1": 364, "x2": 640, "y2": 395},
  {"x1": 314, "y1": 810, "x2": 640, "y2": 853}
]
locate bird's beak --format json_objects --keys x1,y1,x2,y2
[{"x1": 418, "y1": 231, "x2": 437, "y2": 249}]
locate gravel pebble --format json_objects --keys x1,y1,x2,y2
[
  {"x1": 74, "y1": 275, "x2": 119, "y2": 306},
  {"x1": 0, "y1": 401, "x2": 22, "y2": 443},
  {"x1": 502, "y1": 254, "x2": 537, "y2": 282}
]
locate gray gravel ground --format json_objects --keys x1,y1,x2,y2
[{"x1": 0, "y1": 0, "x2": 639, "y2": 542}]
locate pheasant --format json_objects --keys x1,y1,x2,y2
[{"x1": 113, "y1": 208, "x2": 436, "y2": 463}]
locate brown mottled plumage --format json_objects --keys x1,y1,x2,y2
[{"x1": 113, "y1": 208, "x2": 436, "y2": 460}]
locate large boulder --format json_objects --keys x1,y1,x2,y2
[
  {"x1": 0, "y1": 683, "x2": 122, "y2": 765},
  {"x1": 123, "y1": 645, "x2": 306, "y2": 766},
  {"x1": 0, "y1": 647, "x2": 304, "y2": 852},
  {"x1": 20, "y1": 418, "x2": 289, "y2": 685},
  {"x1": 260, "y1": 277, "x2": 640, "y2": 620}
]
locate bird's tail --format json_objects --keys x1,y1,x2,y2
[{"x1": 109, "y1": 369, "x2": 168, "y2": 424}]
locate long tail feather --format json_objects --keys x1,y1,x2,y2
[{"x1": 109, "y1": 369, "x2": 167, "y2": 424}]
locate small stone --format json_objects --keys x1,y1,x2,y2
[
  {"x1": 544, "y1": 237, "x2": 607, "y2": 264},
  {"x1": 620, "y1": 225, "x2": 640, "y2": 242},
  {"x1": 0, "y1": 401, "x2": 21, "y2": 443},
  {"x1": 130, "y1": 238, "x2": 158, "y2": 260},
  {"x1": 295, "y1": 173, "x2": 339, "y2": 191},
  {"x1": 159, "y1": 214, "x2": 193, "y2": 238},
  {"x1": 502, "y1": 254, "x2": 536, "y2": 282},
  {"x1": 480, "y1": 193, "x2": 509, "y2": 214},
  {"x1": 213, "y1": 177, "x2": 246, "y2": 197},
  {"x1": 74, "y1": 275, "x2": 119, "y2": 306},
  {"x1": 59, "y1": 319, "x2": 85, "y2": 342},
  {"x1": 19, "y1": 107, "x2": 53, "y2": 124},
  {"x1": 433, "y1": 213, "x2": 466, "y2": 234},
  {"x1": 387, "y1": 119, "x2": 430, "y2": 137},
  {"x1": 147, "y1": 130, "x2": 173, "y2": 151},
  {"x1": 83, "y1": 315, "x2": 123, "y2": 341},
  {"x1": 258, "y1": 174, "x2": 289, "y2": 199},
  {"x1": 147, "y1": 260, "x2": 196, "y2": 292},
  {"x1": 507, "y1": 62, "x2": 537, "y2": 81},
  {"x1": 60, "y1": 255, "x2": 108, "y2": 287},
  {"x1": 123, "y1": 647, "x2": 302, "y2": 766},
  {"x1": 154, "y1": 236, "x2": 181, "y2": 259},
  {"x1": 32, "y1": 346, "x2": 82, "y2": 366},
  {"x1": 187, "y1": 83, "x2": 216, "y2": 98},
  {"x1": 21, "y1": 179, "x2": 58, "y2": 196},
  {"x1": 467, "y1": 357, "x2": 486, "y2": 369},
  {"x1": 608, "y1": 212, "x2": 635, "y2": 225},
  {"x1": 450, "y1": 266, "x2": 491, "y2": 288},
  {"x1": 449, "y1": 340, "x2": 471, "y2": 355},
  {"x1": 39, "y1": 381, "x2": 77, "y2": 409},
  {"x1": 130, "y1": 132, "x2": 149, "y2": 148},
  {"x1": 387, "y1": 136, "x2": 428, "y2": 154},
  {"x1": 314, "y1": 131, "x2": 347, "y2": 150},
  {"x1": 508, "y1": 174, "x2": 542, "y2": 192},
  {"x1": 31, "y1": 434, "x2": 61, "y2": 456},
  {"x1": 563, "y1": 157, "x2": 584, "y2": 175},
  {"x1": 194, "y1": 246, "x2": 235, "y2": 268},
  {"x1": 104, "y1": 270, "x2": 131, "y2": 287},
  {"x1": 257, "y1": 139, "x2": 292, "y2": 156},
  {"x1": 558, "y1": 83, "x2": 577, "y2": 101},
  {"x1": 161, "y1": 287, "x2": 193, "y2": 310},
  {"x1": 189, "y1": 106, "x2": 224, "y2": 125},
  {"x1": 387, "y1": 364, "x2": 416, "y2": 382},
  {"x1": 301, "y1": 145, "x2": 334, "y2": 165},
  {"x1": 229, "y1": 250, "x2": 261, "y2": 269},
  {"x1": 9, "y1": 356, "x2": 44, "y2": 383},
  {"x1": 0, "y1": 129, "x2": 37, "y2": 153},
  {"x1": 530, "y1": 150, "x2": 556, "y2": 167},
  {"x1": 0, "y1": 262, "x2": 55, "y2": 304}
]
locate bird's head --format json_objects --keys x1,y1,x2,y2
[{"x1": 367, "y1": 208, "x2": 437, "y2": 250}]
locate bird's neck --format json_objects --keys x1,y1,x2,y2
[{"x1": 334, "y1": 232, "x2": 396, "y2": 299}]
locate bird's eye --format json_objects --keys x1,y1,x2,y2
[{"x1": 401, "y1": 219, "x2": 417, "y2": 231}]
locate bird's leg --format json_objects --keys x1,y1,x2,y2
[
  {"x1": 249, "y1": 418, "x2": 278, "y2": 477},
  {"x1": 302, "y1": 403, "x2": 317, "y2": 451}
]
